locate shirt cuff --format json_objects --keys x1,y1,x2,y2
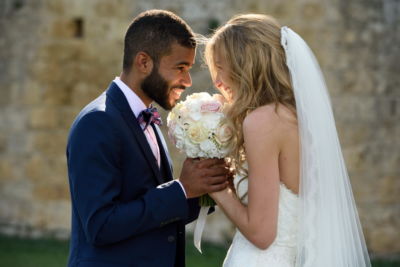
[{"x1": 175, "y1": 180, "x2": 187, "y2": 198}]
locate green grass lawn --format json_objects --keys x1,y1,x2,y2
[
  {"x1": 0, "y1": 235, "x2": 69, "y2": 267},
  {"x1": 0, "y1": 235, "x2": 398, "y2": 267}
]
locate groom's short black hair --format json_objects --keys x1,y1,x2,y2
[{"x1": 123, "y1": 9, "x2": 196, "y2": 71}]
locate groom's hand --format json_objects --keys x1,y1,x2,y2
[{"x1": 178, "y1": 158, "x2": 229, "y2": 198}]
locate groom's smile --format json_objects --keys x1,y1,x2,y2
[{"x1": 171, "y1": 88, "x2": 185, "y2": 102}]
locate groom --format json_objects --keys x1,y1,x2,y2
[{"x1": 66, "y1": 10, "x2": 229, "y2": 267}]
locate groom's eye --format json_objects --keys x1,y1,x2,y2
[{"x1": 176, "y1": 66, "x2": 189, "y2": 73}]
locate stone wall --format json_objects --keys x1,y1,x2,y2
[
  {"x1": 333, "y1": 0, "x2": 400, "y2": 255},
  {"x1": 0, "y1": 0, "x2": 398, "y2": 256}
]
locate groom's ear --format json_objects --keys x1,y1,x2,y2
[{"x1": 135, "y1": 51, "x2": 154, "y2": 75}]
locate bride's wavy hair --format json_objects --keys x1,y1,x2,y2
[{"x1": 205, "y1": 14, "x2": 296, "y2": 178}]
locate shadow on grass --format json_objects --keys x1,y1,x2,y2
[{"x1": 0, "y1": 234, "x2": 398, "y2": 267}]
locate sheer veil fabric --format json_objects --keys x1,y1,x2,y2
[{"x1": 280, "y1": 27, "x2": 371, "y2": 267}]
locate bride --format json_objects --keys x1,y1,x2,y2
[{"x1": 204, "y1": 14, "x2": 371, "y2": 266}]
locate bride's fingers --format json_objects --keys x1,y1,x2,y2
[
  {"x1": 203, "y1": 166, "x2": 229, "y2": 177},
  {"x1": 205, "y1": 175, "x2": 228, "y2": 185},
  {"x1": 198, "y1": 158, "x2": 225, "y2": 168},
  {"x1": 208, "y1": 181, "x2": 229, "y2": 192}
]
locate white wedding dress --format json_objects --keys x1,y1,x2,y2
[{"x1": 223, "y1": 171, "x2": 299, "y2": 267}]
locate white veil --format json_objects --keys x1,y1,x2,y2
[{"x1": 280, "y1": 27, "x2": 371, "y2": 267}]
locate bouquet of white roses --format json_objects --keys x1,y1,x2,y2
[
  {"x1": 167, "y1": 92, "x2": 233, "y2": 206},
  {"x1": 167, "y1": 92, "x2": 233, "y2": 252}
]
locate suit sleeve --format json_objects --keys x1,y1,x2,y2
[
  {"x1": 185, "y1": 198, "x2": 201, "y2": 224},
  {"x1": 185, "y1": 198, "x2": 215, "y2": 225},
  {"x1": 67, "y1": 111, "x2": 189, "y2": 246}
]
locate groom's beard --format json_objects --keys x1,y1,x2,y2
[{"x1": 141, "y1": 66, "x2": 185, "y2": 110}]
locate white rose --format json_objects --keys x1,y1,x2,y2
[
  {"x1": 215, "y1": 123, "x2": 233, "y2": 145},
  {"x1": 167, "y1": 122, "x2": 177, "y2": 144},
  {"x1": 202, "y1": 113, "x2": 222, "y2": 129},
  {"x1": 167, "y1": 113, "x2": 174, "y2": 124},
  {"x1": 189, "y1": 111, "x2": 202, "y2": 121},
  {"x1": 212, "y1": 93, "x2": 226, "y2": 104},
  {"x1": 184, "y1": 138, "x2": 200, "y2": 157},
  {"x1": 180, "y1": 107, "x2": 191, "y2": 120},
  {"x1": 200, "y1": 139, "x2": 216, "y2": 153},
  {"x1": 188, "y1": 92, "x2": 210, "y2": 101},
  {"x1": 186, "y1": 122, "x2": 209, "y2": 144},
  {"x1": 176, "y1": 140, "x2": 184, "y2": 150},
  {"x1": 173, "y1": 125, "x2": 185, "y2": 140},
  {"x1": 198, "y1": 150, "x2": 207, "y2": 158},
  {"x1": 180, "y1": 118, "x2": 194, "y2": 131}
]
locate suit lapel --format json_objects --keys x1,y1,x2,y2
[
  {"x1": 152, "y1": 124, "x2": 174, "y2": 181},
  {"x1": 106, "y1": 82, "x2": 164, "y2": 185}
]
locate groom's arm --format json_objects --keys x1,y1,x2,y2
[
  {"x1": 185, "y1": 198, "x2": 215, "y2": 224},
  {"x1": 67, "y1": 112, "x2": 189, "y2": 246},
  {"x1": 186, "y1": 198, "x2": 201, "y2": 224}
]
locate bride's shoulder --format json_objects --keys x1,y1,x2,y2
[
  {"x1": 243, "y1": 104, "x2": 281, "y2": 137},
  {"x1": 244, "y1": 103, "x2": 295, "y2": 130},
  {"x1": 242, "y1": 104, "x2": 297, "y2": 146}
]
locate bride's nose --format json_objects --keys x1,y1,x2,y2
[
  {"x1": 214, "y1": 79, "x2": 223, "y2": 89},
  {"x1": 214, "y1": 71, "x2": 222, "y2": 87}
]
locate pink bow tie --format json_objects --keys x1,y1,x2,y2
[{"x1": 137, "y1": 106, "x2": 162, "y2": 131}]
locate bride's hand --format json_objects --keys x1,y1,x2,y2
[
  {"x1": 209, "y1": 186, "x2": 232, "y2": 202},
  {"x1": 227, "y1": 173, "x2": 236, "y2": 194},
  {"x1": 210, "y1": 161, "x2": 236, "y2": 202}
]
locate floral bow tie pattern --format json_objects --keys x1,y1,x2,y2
[{"x1": 137, "y1": 106, "x2": 162, "y2": 131}]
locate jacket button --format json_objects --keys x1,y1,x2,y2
[{"x1": 168, "y1": 235, "x2": 175, "y2": 242}]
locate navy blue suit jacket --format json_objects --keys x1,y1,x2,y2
[{"x1": 66, "y1": 82, "x2": 203, "y2": 267}]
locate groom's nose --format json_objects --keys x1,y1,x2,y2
[{"x1": 181, "y1": 72, "x2": 192, "y2": 87}]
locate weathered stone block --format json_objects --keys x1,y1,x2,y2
[
  {"x1": 1, "y1": 108, "x2": 27, "y2": 132},
  {"x1": 58, "y1": 107, "x2": 78, "y2": 129},
  {"x1": 51, "y1": 19, "x2": 78, "y2": 39},
  {"x1": 7, "y1": 132, "x2": 33, "y2": 156},
  {"x1": 0, "y1": 133, "x2": 6, "y2": 153},
  {"x1": 0, "y1": 158, "x2": 14, "y2": 181},
  {"x1": 34, "y1": 182, "x2": 70, "y2": 201},
  {"x1": 24, "y1": 154, "x2": 50, "y2": 183},
  {"x1": 369, "y1": 225, "x2": 400, "y2": 254},
  {"x1": 29, "y1": 107, "x2": 59, "y2": 129},
  {"x1": 378, "y1": 175, "x2": 400, "y2": 205},
  {"x1": 33, "y1": 131, "x2": 67, "y2": 156},
  {"x1": 19, "y1": 81, "x2": 43, "y2": 106}
]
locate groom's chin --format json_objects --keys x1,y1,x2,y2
[
  {"x1": 164, "y1": 97, "x2": 178, "y2": 111},
  {"x1": 154, "y1": 99, "x2": 173, "y2": 111},
  {"x1": 164, "y1": 103, "x2": 174, "y2": 111}
]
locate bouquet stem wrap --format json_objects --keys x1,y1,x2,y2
[
  {"x1": 194, "y1": 206, "x2": 210, "y2": 253},
  {"x1": 194, "y1": 193, "x2": 216, "y2": 253},
  {"x1": 199, "y1": 194, "x2": 216, "y2": 206}
]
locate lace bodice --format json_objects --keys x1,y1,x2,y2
[{"x1": 223, "y1": 171, "x2": 299, "y2": 267}]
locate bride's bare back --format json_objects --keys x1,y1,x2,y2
[
  {"x1": 274, "y1": 104, "x2": 300, "y2": 194},
  {"x1": 244, "y1": 103, "x2": 299, "y2": 194}
]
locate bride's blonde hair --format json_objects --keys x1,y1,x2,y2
[{"x1": 205, "y1": 14, "x2": 296, "y2": 175}]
